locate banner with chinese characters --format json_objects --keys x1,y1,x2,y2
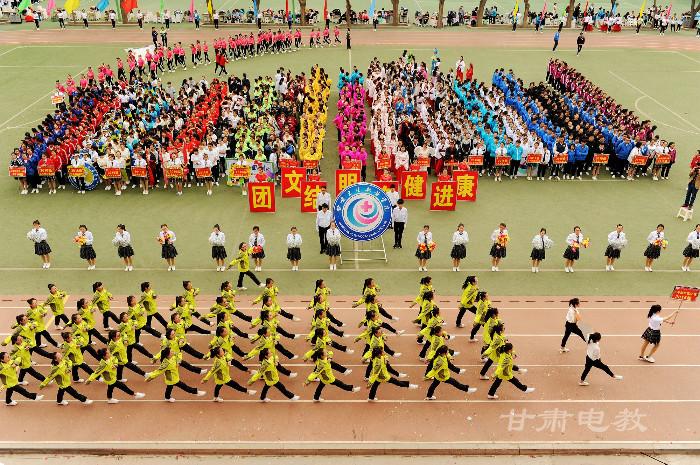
[
  {"x1": 342, "y1": 160, "x2": 361, "y2": 170},
  {"x1": 400, "y1": 171, "x2": 428, "y2": 200},
  {"x1": 453, "y1": 170, "x2": 478, "y2": 202},
  {"x1": 430, "y1": 181, "x2": 457, "y2": 211},
  {"x1": 671, "y1": 286, "x2": 699, "y2": 302},
  {"x1": 335, "y1": 169, "x2": 361, "y2": 196},
  {"x1": 8, "y1": 166, "x2": 26, "y2": 177},
  {"x1": 300, "y1": 180, "x2": 327, "y2": 213},
  {"x1": 247, "y1": 182, "x2": 276, "y2": 212},
  {"x1": 281, "y1": 167, "x2": 306, "y2": 198},
  {"x1": 372, "y1": 181, "x2": 394, "y2": 192}
]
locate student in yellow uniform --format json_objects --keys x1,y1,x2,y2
[
  {"x1": 480, "y1": 322, "x2": 528, "y2": 380},
  {"x1": 353, "y1": 278, "x2": 397, "y2": 321},
  {"x1": 469, "y1": 291, "x2": 490, "y2": 341},
  {"x1": 367, "y1": 347, "x2": 417, "y2": 401},
  {"x1": 107, "y1": 329, "x2": 146, "y2": 381},
  {"x1": 305, "y1": 328, "x2": 352, "y2": 369},
  {"x1": 60, "y1": 331, "x2": 93, "y2": 382},
  {"x1": 140, "y1": 281, "x2": 168, "y2": 330},
  {"x1": 75, "y1": 298, "x2": 108, "y2": 344},
  {"x1": 128, "y1": 295, "x2": 161, "y2": 341},
  {"x1": 253, "y1": 278, "x2": 300, "y2": 321},
  {"x1": 414, "y1": 290, "x2": 437, "y2": 344},
  {"x1": 487, "y1": 343, "x2": 536, "y2": 399},
  {"x1": 167, "y1": 313, "x2": 206, "y2": 359},
  {"x1": 26, "y1": 298, "x2": 58, "y2": 348},
  {"x1": 118, "y1": 311, "x2": 154, "y2": 362},
  {"x1": 456, "y1": 275, "x2": 478, "y2": 328},
  {"x1": 425, "y1": 345, "x2": 477, "y2": 400},
  {"x1": 1, "y1": 351, "x2": 44, "y2": 406},
  {"x1": 202, "y1": 347, "x2": 257, "y2": 402},
  {"x1": 310, "y1": 285, "x2": 344, "y2": 327},
  {"x1": 481, "y1": 307, "x2": 501, "y2": 358},
  {"x1": 226, "y1": 242, "x2": 264, "y2": 290},
  {"x1": 10, "y1": 334, "x2": 45, "y2": 383},
  {"x1": 45, "y1": 283, "x2": 69, "y2": 328},
  {"x1": 308, "y1": 307, "x2": 344, "y2": 339},
  {"x1": 146, "y1": 347, "x2": 206, "y2": 402},
  {"x1": 207, "y1": 324, "x2": 249, "y2": 373},
  {"x1": 305, "y1": 349, "x2": 360, "y2": 401},
  {"x1": 254, "y1": 302, "x2": 298, "y2": 341},
  {"x1": 3, "y1": 314, "x2": 52, "y2": 360},
  {"x1": 423, "y1": 326, "x2": 458, "y2": 376},
  {"x1": 170, "y1": 295, "x2": 211, "y2": 335},
  {"x1": 212, "y1": 304, "x2": 250, "y2": 343},
  {"x1": 92, "y1": 281, "x2": 119, "y2": 330},
  {"x1": 182, "y1": 281, "x2": 212, "y2": 326},
  {"x1": 248, "y1": 347, "x2": 299, "y2": 402},
  {"x1": 358, "y1": 295, "x2": 402, "y2": 336},
  {"x1": 220, "y1": 281, "x2": 253, "y2": 322},
  {"x1": 409, "y1": 276, "x2": 434, "y2": 310},
  {"x1": 39, "y1": 352, "x2": 93, "y2": 405},
  {"x1": 67, "y1": 313, "x2": 101, "y2": 361},
  {"x1": 154, "y1": 328, "x2": 206, "y2": 375},
  {"x1": 418, "y1": 302, "x2": 450, "y2": 359},
  {"x1": 86, "y1": 348, "x2": 145, "y2": 403}
]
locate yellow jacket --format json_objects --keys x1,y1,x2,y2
[
  {"x1": 248, "y1": 356, "x2": 278, "y2": 386},
  {"x1": 87, "y1": 357, "x2": 118, "y2": 385},
  {"x1": 473, "y1": 299, "x2": 491, "y2": 325},
  {"x1": 460, "y1": 284, "x2": 478, "y2": 308},
  {"x1": 494, "y1": 352, "x2": 515, "y2": 380},
  {"x1": 146, "y1": 356, "x2": 180, "y2": 385},
  {"x1": 10, "y1": 341, "x2": 32, "y2": 369},
  {"x1": 426, "y1": 354, "x2": 451, "y2": 382},
  {"x1": 129, "y1": 303, "x2": 148, "y2": 330},
  {"x1": 40, "y1": 359, "x2": 73, "y2": 389},
  {"x1": 307, "y1": 358, "x2": 335, "y2": 384},
  {"x1": 0, "y1": 360, "x2": 20, "y2": 389},
  {"x1": 61, "y1": 339, "x2": 84, "y2": 366},
  {"x1": 229, "y1": 249, "x2": 252, "y2": 273},
  {"x1": 140, "y1": 290, "x2": 158, "y2": 316},
  {"x1": 483, "y1": 332, "x2": 506, "y2": 363},
  {"x1": 27, "y1": 304, "x2": 49, "y2": 333},
  {"x1": 92, "y1": 289, "x2": 113, "y2": 314},
  {"x1": 368, "y1": 355, "x2": 390, "y2": 384},
  {"x1": 202, "y1": 356, "x2": 231, "y2": 385},
  {"x1": 45, "y1": 290, "x2": 68, "y2": 316}
]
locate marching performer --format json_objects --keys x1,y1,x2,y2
[
  {"x1": 563, "y1": 226, "x2": 588, "y2": 273},
  {"x1": 145, "y1": 347, "x2": 206, "y2": 402},
  {"x1": 209, "y1": 224, "x2": 227, "y2": 272},
  {"x1": 304, "y1": 349, "x2": 360, "y2": 402},
  {"x1": 639, "y1": 305, "x2": 679, "y2": 363},
  {"x1": 74, "y1": 224, "x2": 96, "y2": 270},
  {"x1": 681, "y1": 224, "x2": 700, "y2": 272},
  {"x1": 157, "y1": 224, "x2": 178, "y2": 271},
  {"x1": 0, "y1": 351, "x2": 45, "y2": 406},
  {"x1": 605, "y1": 224, "x2": 628, "y2": 272},
  {"x1": 45, "y1": 283, "x2": 69, "y2": 328},
  {"x1": 486, "y1": 343, "x2": 535, "y2": 399},
  {"x1": 226, "y1": 242, "x2": 263, "y2": 290},
  {"x1": 326, "y1": 221, "x2": 342, "y2": 270},
  {"x1": 489, "y1": 223, "x2": 509, "y2": 272},
  {"x1": 27, "y1": 220, "x2": 52, "y2": 269},
  {"x1": 456, "y1": 275, "x2": 478, "y2": 328},
  {"x1": 248, "y1": 226, "x2": 266, "y2": 272},
  {"x1": 579, "y1": 332, "x2": 623, "y2": 386},
  {"x1": 530, "y1": 228, "x2": 553, "y2": 273},
  {"x1": 112, "y1": 224, "x2": 134, "y2": 272},
  {"x1": 450, "y1": 223, "x2": 469, "y2": 272},
  {"x1": 286, "y1": 226, "x2": 303, "y2": 271},
  {"x1": 39, "y1": 352, "x2": 93, "y2": 406},
  {"x1": 644, "y1": 224, "x2": 667, "y2": 272},
  {"x1": 425, "y1": 345, "x2": 476, "y2": 400},
  {"x1": 560, "y1": 298, "x2": 586, "y2": 353}
]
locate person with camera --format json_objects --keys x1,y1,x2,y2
[{"x1": 682, "y1": 161, "x2": 700, "y2": 210}]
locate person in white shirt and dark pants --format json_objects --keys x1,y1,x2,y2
[
  {"x1": 316, "y1": 186, "x2": 332, "y2": 211},
  {"x1": 579, "y1": 332, "x2": 623, "y2": 386},
  {"x1": 27, "y1": 220, "x2": 51, "y2": 269},
  {"x1": 415, "y1": 225, "x2": 433, "y2": 271},
  {"x1": 316, "y1": 204, "x2": 332, "y2": 254},
  {"x1": 560, "y1": 298, "x2": 586, "y2": 353},
  {"x1": 392, "y1": 199, "x2": 407, "y2": 248}
]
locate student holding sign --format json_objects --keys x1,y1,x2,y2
[{"x1": 681, "y1": 224, "x2": 700, "y2": 272}]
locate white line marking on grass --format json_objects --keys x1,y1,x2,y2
[
  {"x1": 609, "y1": 70, "x2": 700, "y2": 134},
  {"x1": 0, "y1": 46, "x2": 21, "y2": 58},
  {"x1": 0, "y1": 65, "x2": 85, "y2": 68},
  {"x1": 674, "y1": 51, "x2": 700, "y2": 66},
  {"x1": 634, "y1": 96, "x2": 700, "y2": 136}
]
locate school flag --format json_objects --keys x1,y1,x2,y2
[
  {"x1": 611, "y1": 1, "x2": 617, "y2": 15},
  {"x1": 64, "y1": 0, "x2": 80, "y2": 14},
  {"x1": 583, "y1": 0, "x2": 588, "y2": 16},
  {"x1": 46, "y1": 0, "x2": 56, "y2": 15},
  {"x1": 189, "y1": 0, "x2": 194, "y2": 20},
  {"x1": 121, "y1": 0, "x2": 137, "y2": 14},
  {"x1": 17, "y1": 0, "x2": 31, "y2": 12},
  {"x1": 323, "y1": 0, "x2": 328, "y2": 20},
  {"x1": 96, "y1": 0, "x2": 109, "y2": 11},
  {"x1": 114, "y1": 0, "x2": 123, "y2": 19},
  {"x1": 638, "y1": 0, "x2": 646, "y2": 17},
  {"x1": 285, "y1": 0, "x2": 289, "y2": 21},
  {"x1": 206, "y1": 0, "x2": 213, "y2": 17},
  {"x1": 291, "y1": 0, "x2": 295, "y2": 20},
  {"x1": 512, "y1": 0, "x2": 518, "y2": 17},
  {"x1": 665, "y1": 3, "x2": 672, "y2": 17},
  {"x1": 159, "y1": 0, "x2": 164, "y2": 14},
  {"x1": 368, "y1": 0, "x2": 376, "y2": 18},
  {"x1": 540, "y1": 0, "x2": 547, "y2": 18}
]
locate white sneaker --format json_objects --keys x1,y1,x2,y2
[
  {"x1": 578, "y1": 381, "x2": 589, "y2": 386},
  {"x1": 408, "y1": 384, "x2": 418, "y2": 389},
  {"x1": 467, "y1": 387, "x2": 477, "y2": 394},
  {"x1": 196, "y1": 390, "x2": 206, "y2": 396},
  {"x1": 610, "y1": 266, "x2": 614, "y2": 271},
  {"x1": 346, "y1": 349, "x2": 355, "y2": 354},
  {"x1": 19, "y1": 381, "x2": 28, "y2": 386},
  {"x1": 36, "y1": 394, "x2": 44, "y2": 401},
  {"x1": 58, "y1": 400, "x2": 69, "y2": 406},
  {"x1": 134, "y1": 392, "x2": 145, "y2": 399},
  {"x1": 125, "y1": 266, "x2": 129, "y2": 272},
  {"x1": 237, "y1": 286, "x2": 247, "y2": 291},
  {"x1": 352, "y1": 386, "x2": 360, "y2": 393},
  {"x1": 644, "y1": 356, "x2": 655, "y2": 363},
  {"x1": 290, "y1": 395, "x2": 300, "y2": 401},
  {"x1": 487, "y1": 395, "x2": 498, "y2": 400},
  {"x1": 614, "y1": 375, "x2": 623, "y2": 380},
  {"x1": 396, "y1": 330, "x2": 405, "y2": 335},
  {"x1": 289, "y1": 372, "x2": 298, "y2": 378},
  {"x1": 261, "y1": 398, "x2": 271, "y2": 402},
  {"x1": 479, "y1": 375, "x2": 490, "y2": 380},
  {"x1": 247, "y1": 390, "x2": 257, "y2": 396},
  {"x1": 491, "y1": 266, "x2": 496, "y2": 272},
  {"x1": 214, "y1": 397, "x2": 224, "y2": 403},
  {"x1": 519, "y1": 368, "x2": 528, "y2": 374},
  {"x1": 398, "y1": 373, "x2": 408, "y2": 378},
  {"x1": 393, "y1": 352, "x2": 402, "y2": 358},
  {"x1": 107, "y1": 398, "x2": 119, "y2": 404},
  {"x1": 344, "y1": 369, "x2": 353, "y2": 376},
  {"x1": 525, "y1": 387, "x2": 535, "y2": 393},
  {"x1": 6, "y1": 400, "x2": 18, "y2": 406},
  {"x1": 425, "y1": 396, "x2": 436, "y2": 400},
  {"x1": 167, "y1": 397, "x2": 176, "y2": 403}
]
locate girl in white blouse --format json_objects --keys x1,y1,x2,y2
[
  {"x1": 326, "y1": 221, "x2": 342, "y2": 271},
  {"x1": 27, "y1": 220, "x2": 52, "y2": 269},
  {"x1": 286, "y1": 226, "x2": 302, "y2": 271},
  {"x1": 208, "y1": 224, "x2": 227, "y2": 272},
  {"x1": 639, "y1": 304, "x2": 679, "y2": 363},
  {"x1": 415, "y1": 225, "x2": 433, "y2": 272},
  {"x1": 563, "y1": 226, "x2": 584, "y2": 273},
  {"x1": 530, "y1": 228, "x2": 553, "y2": 273},
  {"x1": 112, "y1": 224, "x2": 134, "y2": 271},
  {"x1": 643, "y1": 224, "x2": 665, "y2": 272},
  {"x1": 76, "y1": 224, "x2": 97, "y2": 270},
  {"x1": 681, "y1": 224, "x2": 700, "y2": 272},
  {"x1": 248, "y1": 226, "x2": 266, "y2": 272},
  {"x1": 579, "y1": 332, "x2": 623, "y2": 386},
  {"x1": 157, "y1": 224, "x2": 178, "y2": 271},
  {"x1": 450, "y1": 223, "x2": 469, "y2": 272}
]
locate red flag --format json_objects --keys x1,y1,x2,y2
[
  {"x1": 323, "y1": 0, "x2": 327, "y2": 20},
  {"x1": 583, "y1": 0, "x2": 588, "y2": 16},
  {"x1": 285, "y1": 0, "x2": 289, "y2": 21},
  {"x1": 665, "y1": 3, "x2": 672, "y2": 17},
  {"x1": 540, "y1": 0, "x2": 547, "y2": 18}
]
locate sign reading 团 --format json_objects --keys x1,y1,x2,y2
[
  {"x1": 247, "y1": 182, "x2": 276, "y2": 212},
  {"x1": 333, "y1": 182, "x2": 392, "y2": 242}
]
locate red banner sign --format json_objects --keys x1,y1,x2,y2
[
  {"x1": 247, "y1": 182, "x2": 276, "y2": 212},
  {"x1": 278, "y1": 158, "x2": 299, "y2": 169},
  {"x1": 372, "y1": 181, "x2": 395, "y2": 192},
  {"x1": 416, "y1": 157, "x2": 430, "y2": 168},
  {"x1": 593, "y1": 154, "x2": 609, "y2": 164},
  {"x1": 342, "y1": 160, "x2": 362, "y2": 170},
  {"x1": 631, "y1": 155, "x2": 648, "y2": 166},
  {"x1": 335, "y1": 169, "x2": 361, "y2": 196},
  {"x1": 195, "y1": 167, "x2": 212, "y2": 178},
  {"x1": 130, "y1": 166, "x2": 147, "y2": 178},
  {"x1": 300, "y1": 180, "x2": 327, "y2": 213},
  {"x1": 671, "y1": 286, "x2": 700, "y2": 302},
  {"x1": 281, "y1": 167, "x2": 306, "y2": 198},
  {"x1": 376, "y1": 156, "x2": 391, "y2": 170},
  {"x1": 453, "y1": 170, "x2": 478, "y2": 202},
  {"x1": 9, "y1": 166, "x2": 26, "y2": 177},
  {"x1": 230, "y1": 165, "x2": 250, "y2": 178},
  {"x1": 400, "y1": 171, "x2": 428, "y2": 200},
  {"x1": 495, "y1": 156, "x2": 510, "y2": 167},
  {"x1": 104, "y1": 167, "x2": 122, "y2": 179},
  {"x1": 303, "y1": 159, "x2": 319, "y2": 169},
  {"x1": 655, "y1": 154, "x2": 672, "y2": 165},
  {"x1": 526, "y1": 153, "x2": 543, "y2": 164},
  {"x1": 430, "y1": 181, "x2": 457, "y2": 211},
  {"x1": 38, "y1": 166, "x2": 55, "y2": 176},
  {"x1": 67, "y1": 166, "x2": 85, "y2": 177},
  {"x1": 467, "y1": 155, "x2": 484, "y2": 166},
  {"x1": 553, "y1": 154, "x2": 568, "y2": 164},
  {"x1": 165, "y1": 167, "x2": 183, "y2": 179}
]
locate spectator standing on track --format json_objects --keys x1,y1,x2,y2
[
  {"x1": 559, "y1": 297, "x2": 586, "y2": 352},
  {"x1": 579, "y1": 332, "x2": 623, "y2": 385},
  {"x1": 552, "y1": 30, "x2": 560, "y2": 51}
]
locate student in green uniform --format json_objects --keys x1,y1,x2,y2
[
  {"x1": 146, "y1": 347, "x2": 206, "y2": 402},
  {"x1": 39, "y1": 352, "x2": 93, "y2": 405},
  {"x1": 305, "y1": 349, "x2": 359, "y2": 402},
  {"x1": 87, "y1": 348, "x2": 145, "y2": 403},
  {"x1": 45, "y1": 284, "x2": 69, "y2": 328},
  {"x1": 201, "y1": 347, "x2": 257, "y2": 402},
  {"x1": 1, "y1": 351, "x2": 44, "y2": 405}
]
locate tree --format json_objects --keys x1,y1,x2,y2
[
  {"x1": 565, "y1": 0, "x2": 575, "y2": 27},
  {"x1": 475, "y1": 0, "x2": 487, "y2": 26},
  {"x1": 345, "y1": 0, "x2": 352, "y2": 28},
  {"x1": 299, "y1": 0, "x2": 307, "y2": 25},
  {"x1": 521, "y1": 0, "x2": 530, "y2": 26},
  {"x1": 392, "y1": 0, "x2": 399, "y2": 25},
  {"x1": 120, "y1": 6, "x2": 129, "y2": 24},
  {"x1": 691, "y1": 0, "x2": 700, "y2": 28},
  {"x1": 437, "y1": 0, "x2": 445, "y2": 27}
]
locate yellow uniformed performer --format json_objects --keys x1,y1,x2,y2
[
  {"x1": 367, "y1": 347, "x2": 417, "y2": 401},
  {"x1": 0, "y1": 351, "x2": 44, "y2": 406},
  {"x1": 39, "y1": 352, "x2": 93, "y2": 405},
  {"x1": 201, "y1": 346, "x2": 256, "y2": 402},
  {"x1": 305, "y1": 349, "x2": 359, "y2": 401},
  {"x1": 469, "y1": 291, "x2": 491, "y2": 342},
  {"x1": 425, "y1": 345, "x2": 476, "y2": 400},
  {"x1": 45, "y1": 283, "x2": 69, "y2": 328},
  {"x1": 487, "y1": 343, "x2": 536, "y2": 400},
  {"x1": 145, "y1": 347, "x2": 206, "y2": 402},
  {"x1": 456, "y1": 275, "x2": 478, "y2": 327},
  {"x1": 247, "y1": 347, "x2": 299, "y2": 402}
]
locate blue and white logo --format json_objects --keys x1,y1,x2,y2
[
  {"x1": 68, "y1": 163, "x2": 100, "y2": 191},
  {"x1": 333, "y1": 182, "x2": 392, "y2": 242}
]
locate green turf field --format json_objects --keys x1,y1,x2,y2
[{"x1": 1, "y1": 34, "x2": 699, "y2": 298}]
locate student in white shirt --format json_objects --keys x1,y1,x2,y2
[
  {"x1": 157, "y1": 223, "x2": 177, "y2": 271},
  {"x1": 208, "y1": 224, "x2": 227, "y2": 271},
  {"x1": 639, "y1": 304, "x2": 679, "y2": 363},
  {"x1": 286, "y1": 226, "x2": 302, "y2": 271},
  {"x1": 386, "y1": 184, "x2": 400, "y2": 210},
  {"x1": 450, "y1": 223, "x2": 469, "y2": 272},
  {"x1": 579, "y1": 332, "x2": 623, "y2": 386},
  {"x1": 316, "y1": 186, "x2": 332, "y2": 212},
  {"x1": 643, "y1": 224, "x2": 665, "y2": 272},
  {"x1": 248, "y1": 226, "x2": 266, "y2": 272},
  {"x1": 325, "y1": 221, "x2": 342, "y2": 270},
  {"x1": 530, "y1": 227, "x2": 553, "y2": 273},
  {"x1": 76, "y1": 224, "x2": 97, "y2": 270},
  {"x1": 316, "y1": 204, "x2": 332, "y2": 254},
  {"x1": 559, "y1": 297, "x2": 586, "y2": 353},
  {"x1": 563, "y1": 226, "x2": 585, "y2": 273},
  {"x1": 112, "y1": 223, "x2": 134, "y2": 271},
  {"x1": 489, "y1": 223, "x2": 508, "y2": 272},
  {"x1": 391, "y1": 199, "x2": 407, "y2": 248},
  {"x1": 604, "y1": 224, "x2": 627, "y2": 271},
  {"x1": 27, "y1": 220, "x2": 52, "y2": 269},
  {"x1": 132, "y1": 152, "x2": 149, "y2": 195},
  {"x1": 681, "y1": 224, "x2": 700, "y2": 272},
  {"x1": 415, "y1": 225, "x2": 433, "y2": 272}
]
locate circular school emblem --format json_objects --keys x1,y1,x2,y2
[
  {"x1": 333, "y1": 182, "x2": 392, "y2": 242},
  {"x1": 68, "y1": 163, "x2": 100, "y2": 191}
]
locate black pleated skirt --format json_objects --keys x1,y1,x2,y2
[
  {"x1": 80, "y1": 244, "x2": 96, "y2": 260},
  {"x1": 326, "y1": 244, "x2": 341, "y2": 257},
  {"x1": 34, "y1": 240, "x2": 51, "y2": 256},
  {"x1": 450, "y1": 244, "x2": 466, "y2": 259},
  {"x1": 118, "y1": 245, "x2": 135, "y2": 258},
  {"x1": 489, "y1": 244, "x2": 506, "y2": 258},
  {"x1": 604, "y1": 245, "x2": 620, "y2": 259},
  {"x1": 162, "y1": 243, "x2": 178, "y2": 259},
  {"x1": 530, "y1": 248, "x2": 545, "y2": 261},
  {"x1": 563, "y1": 247, "x2": 579, "y2": 260},
  {"x1": 682, "y1": 244, "x2": 699, "y2": 258},
  {"x1": 644, "y1": 244, "x2": 661, "y2": 259},
  {"x1": 211, "y1": 245, "x2": 228, "y2": 260},
  {"x1": 287, "y1": 247, "x2": 301, "y2": 261}
]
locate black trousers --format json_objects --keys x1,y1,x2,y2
[
  {"x1": 54, "y1": 314, "x2": 69, "y2": 326},
  {"x1": 369, "y1": 377, "x2": 408, "y2": 399},
  {"x1": 135, "y1": 325, "x2": 162, "y2": 343},
  {"x1": 214, "y1": 380, "x2": 247, "y2": 397},
  {"x1": 71, "y1": 362, "x2": 94, "y2": 381},
  {"x1": 183, "y1": 343, "x2": 204, "y2": 359},
  {"x1": 29, "y1": 345, "x2": 53, "y2": 360},
  {"x1": 186, "y1": 323, "x2": 210, "y2": 335},
  {"x1": 58, "y1": 385, "x2": 87, "y2": 403},
  {"x1": 378, "y1": 305, "x2": 394, "y2": 320},
  {"x1": 276, "y1": 325, "x2": 296, "y2": 339},
  {"x1": 117, "y1": 362, "x2": 145, "y2": 379},
  {"x1": 394, "y1": 222, "x2": 405, "y2": 247},
  {"x1": 233, "y1": 309, "x2": 253, "y2": 322},
  {"x1": 275, "y1": 342, "x2": 295, "y2": 359},
  {"x1": 581, "y1": 356, "x2": 615, "y2": 381},
  {"x1": 89, "y1": 327, "x2": 108, "y2": 344},
  {"x1": 19, "y1": 366, "x2": 45, "y2": 382},
  {"x1": 165, "y1": 381, "x2": 197, "y2": 399},
  {"x1": 102, "y1": 311, "x2": 120, "y2": 329},
  {"x1": 81, "y1": 344, "x2": 100, "y2": 361},
  {"x1": 260, "y1": 381, "x2": 294, "y2": 400},
  {"x1": 127, "y1": 343, "x2": 154, "y2": 361},
  {"x1": 469, "y1": 323, "x2": 482, "y2": 340},
  {"x1": 35, "y1": 330, "x2": 58, "y2": 347},
  {"x1": 318, "y1": 226, "x2": 329, "y2": 252},
  {"x1": 426, "y1": 377, "x2": 470, "y2": 398},
  {"x1": 181, "y1": 359, "x2": 201, "y2": 373},
  {"x1": 488, "y1": 376, "x2": 527, "y2": 396},
  {"x1": 147, "y1": 313, "x2": 169, "y2": 329},
  {"x1": 5, "y1": 385, "x2": 37, "y2": 404},
  {"x1": 107, "y1": 380, "x2": 134, "y2": 398},
  {"x1": 314, "y1": 379, "x2": 353, "y2": 400},
  {"x1": 561, "y1": 321, "x2": 586, "y2": 347},
  {"x1": 456, "y1": 305, "x2": 476, "y2": 326},
  {"x1": 237, "y1": 270, "x2": 261, "y2": 287}
]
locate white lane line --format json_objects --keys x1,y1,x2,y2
[
  {"x1": 634, "y1": 95, "x2": 700, "y2": 136},
  {"x1": 609, "y1": 70, "x2": 700, "y2": 134},
  {"x1": 675, "y1": 51, "x2": 700, "y2": 65},
  {"x1": 20, "y1": 398, "x2": 700, "y2": 404},
  {"x1": 5, "y1": 333, "x2": 699, "y2": 337},
  {"x1": 0, "y1": 306, "x2": 692, "y2": 311}
]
